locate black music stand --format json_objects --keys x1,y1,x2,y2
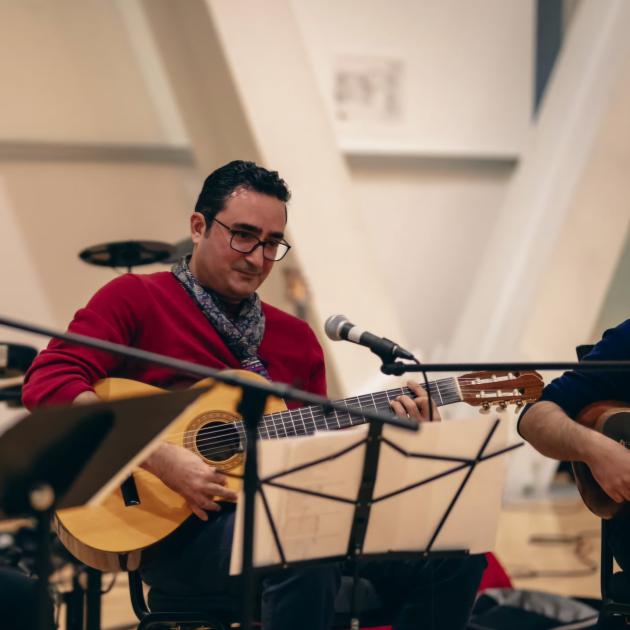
[
  {"x1": 230, "y1": 414, "x2": 522, "y2": 630},
  {"x1": 0, "y1": 388, "x2": 206, "y2": 630}
]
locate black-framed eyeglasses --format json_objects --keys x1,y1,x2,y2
[{"x1": 212, "y1": 218, "x2": 292, "y2": 262}]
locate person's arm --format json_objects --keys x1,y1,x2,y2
[
  {"x1": 22, "y1": 275, "x2": 144, "y2": 408},
  {"x1": 520, "y1": 400, "x2": 630, "y2": 503}
]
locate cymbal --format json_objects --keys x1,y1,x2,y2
[
  {"x1": 162, "y1": 237, "x2": 192, "y2": 264},
  {"x1": 0, "y1": 383, "x2": 23, "y2": 407},
  {"x1": 0, "y1": 343, "x2": 37, "y2": 378},
  {"x1": 78, "y1": 240, "x2": 176, "y2": 270}
]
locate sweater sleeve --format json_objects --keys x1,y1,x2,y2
[
  {"x1": 22, "y1": 275, "x2": 146, "y2": 408},
  {"x1": 528, "y1": 319, "x2": 630, "y2": 421}
]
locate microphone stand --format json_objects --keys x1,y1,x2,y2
[
  {"x1": 380, "y1": 357, "x2": 630, "y2": 427},
  {"x1": 380, "y1": 360, "x2": 630, "y2": 375},
  {"x1": 0, "y1": 314, "x2": 418, "y2": 630},
  {"x1": 238, "y1": 387, "x2": 268, "y2": 630}
]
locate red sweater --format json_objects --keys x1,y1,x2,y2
[{"x1": 22, "y1": 272, "x2": 326, "y2": 408}]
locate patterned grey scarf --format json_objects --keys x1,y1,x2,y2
[{"x1": 171, "y1": 256, "x2": 270, "y2": 378}]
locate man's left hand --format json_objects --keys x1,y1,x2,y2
[{"x1": 390, "y1": 380, "x2": 441, "y2": 422}]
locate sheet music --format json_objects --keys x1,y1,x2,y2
[
  {"x1": 230, "y1": 426, "x2": 366, "y2": 573},
  {"x1": 231, "y1": 415, "x2": 516, "y2": 574},
  {"x1": 365, "y1": 415, "x2": 510, "y2": 555}
]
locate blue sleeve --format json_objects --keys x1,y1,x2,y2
[{"x1": 539, "y1": 319, "x2": 630, "y2": 419}]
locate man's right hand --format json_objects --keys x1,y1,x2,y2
[
  {"x1": 73, "y1": 391, "x2": 237, "y2": 520},
  {"x1": 586, "y1": 434, "x2": 630, "y2": 504},
  {"x1": 141, "y1": 442, "x2": 238, "y2": 521}
]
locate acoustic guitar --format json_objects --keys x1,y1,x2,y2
[
  {"x1": 572, "y1": 402, "x2": 630, "y2": 519},
  {"x1": 54, "y1": 369, "x2": 543, "y2": 571}
]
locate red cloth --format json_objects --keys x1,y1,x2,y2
[
  {"x1": 22, "y1": 272, "x2": 326, "y2": 408},
  {"x1": 478, "y1": 552, "x2": 512, "y2": 591}
]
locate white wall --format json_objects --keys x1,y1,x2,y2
[
  {"x1": 289, "y1": 0, "x2": 532, "y2": 360},
  {"x1": 447, "y1": 0, "x2": 630, "y2": 364},
  {"x1": 347, "y1": 156, "x2": 511, "y2": 355},
  {"x1": 291, "y1": 0, "x2": 533, "y2": 157},
  {"x1": 0, "y1": 0, "x2": 169, "y2": 144}
]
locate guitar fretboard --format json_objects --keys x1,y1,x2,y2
[{"x1": 236, "y1": 377, "x2": 462, "y2": 440}]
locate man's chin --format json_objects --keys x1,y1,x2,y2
[{"x1": 227, "y1": 281, "x2": 259, "y2": 301}]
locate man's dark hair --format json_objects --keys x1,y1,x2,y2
[{"x1": 194, "y1": 160, "x2": 290, "y2": 230}]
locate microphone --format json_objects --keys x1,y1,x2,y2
[{"x1": 324, "y1": 314, "x2": 415, "y2": 362}]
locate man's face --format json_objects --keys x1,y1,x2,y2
[{"x1": 189, "y1": 187, "x2": 287, "y2": 303}]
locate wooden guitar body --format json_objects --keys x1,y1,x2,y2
[
  {"x1": 54, "y1": 371, "x2": 287, "y2": 572},
  {"x1": 572, "y1": 402, "x2": 630, "y2": 520}
]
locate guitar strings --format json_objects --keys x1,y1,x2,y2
[
  {"x1": 158, "y1": 382, "x2": 455, "y2": 443},
  {"x1": 166, "y1": 385, "x2": 524, "y2": 448},
  {"x1": 162, "y1": 383, "x2": 527, "y2": 456},
  {"x1": 166, "y1": 397, "x2": 527, "y2": 461},
  {"x1": 164, "y1": 376, "x2": 467, "y2": 443},
  {"x1": 157, "y1": 379, "x2": 525, "y2": 446}
]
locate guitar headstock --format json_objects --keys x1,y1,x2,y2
[{"x1": 457, "y1": 371, "x2": 544, "y2": 411}]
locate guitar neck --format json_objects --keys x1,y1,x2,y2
[{"x1": 255, "y1": 377, "x2": 461, "y2": 440}]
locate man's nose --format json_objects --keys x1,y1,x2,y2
[{"x1": 244, "y1": 243, "x2": 265, "y2": 266}]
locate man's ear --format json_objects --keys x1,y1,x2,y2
[{"x1": 190, "y1": 212, "x2": 207, "y2": 244}]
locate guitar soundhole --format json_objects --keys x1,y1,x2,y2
[{"x1": 195, "y1": 421, "x2": 242, "y2": 463}]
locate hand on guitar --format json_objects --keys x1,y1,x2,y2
[
  {"x1": 586, "y1": 434, "x2": 630, "y2": 504},
  {"x1": 390, "y1": 381, "x2": 441, "y2": 422},
  {"x1": 142, "y1": 442, "x2": 238, "y2": 521}
]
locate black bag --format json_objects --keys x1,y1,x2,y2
[{"x1": 469, "y1": 588, "x2": 599, "y2": 630}]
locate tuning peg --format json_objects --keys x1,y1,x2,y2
[
  {"x1": 479, "y1": 402, "x2": 491, "y2": 414},
  {"x1": 496, "y1": 401, "x2": 508, "y2": 413},
  {"x1": 514, "y1": 400, "x2": 524, "y2": 408}
]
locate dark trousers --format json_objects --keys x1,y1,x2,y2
[
  {"x1": 596, "y1": 507, "x2": 630, "y2": 629},
  {"x1": 141, "y1": 505, "x2": 486, "y2": 630},
  {"x1": 608, "y1": 507, "x2": 630, "y2": 573}
]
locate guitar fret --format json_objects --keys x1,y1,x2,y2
[
  {"x1": 300, "y1": 407, "x2": 312, "y2": 434},
  {"x1": 291, "y1": 406, "x2": 308, "y2": 436},
  {"x1": 280, "y1": 412, "x2": 290, "y2": 438},
  {"x1": 258, "y1": 418, "x2": 269, "y2": 440},
  {"x1": 337, "y1": 400, "x2": 349, "y2": 428},
  {"x1": 434, "y1": 381, "x2": 445, "y2": 406},
  {"x1": 369, "y1": 391, "x2": 377, "y2": 412},
  {"x1": 287, "y1": 409, "x2": 297, "y2": 436},
  {"x1": 268, "y1": 414, "x2": 279, "y2": 439},
  {"x1": 314, "y1": 410, "x2": 328, "y2": 432},
  {"x1": 341, "y1": 405, "x2": 353, "y2": 428},
  {"x1": 299, "y1": 409, "x2": 307, "y2": 434}
]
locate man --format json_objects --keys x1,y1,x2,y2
[
  {"x1": 518, "y1": 319, "x2": 630, "y2": 619},
  {"x1": 23, "y1": 160, "x2": 485, "y2": 629}
]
